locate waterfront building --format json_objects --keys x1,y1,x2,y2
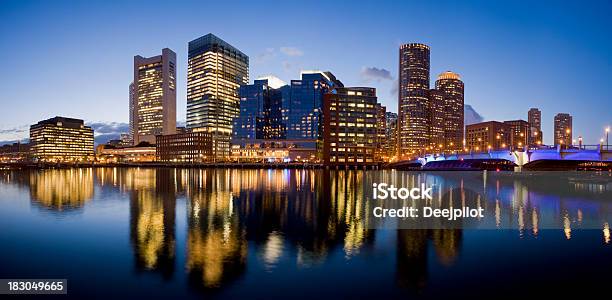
[
  {"x1": 286, "y1": 71, "x2": 343, "y2": 141},
  {"x1": 187, "y1": 33, "x2": 249, "y2": 160},
  {"x1": 528, "y1": 108, "x2": 543, "y2": 146},
  {"x1": 156, "y1": 132, "x2": 213, "y2": 162},
  {"x1": 398, "y1": 43, "x2": 430, "y2": 157},
  {"x1": 29, "y1": 116, "x2": 94, "y2": 162},
  {"x1": 234, "y1": 79, "x2": 285, "y2": 143},
  {"x1": 375, "y1": 104, "x2": 387, "y2": 161},
  {"x1": 322, "y1": 87, "x2": 378, "y2": 166},
  {"x1": 554, "y1": 113, "x2": 573, "y2": 147},
  {"x1": 96, "y1": 144, "x2": 156, "y2": 163},
  {"x1": 465, "y1": 121, "x2": 511, "y2": 152},
  {"x1": 436, "y1": 71, "x2": 464, "y2": 151},
  {"x1": 128, "y1": 82, "x2": 135, "y2": 145},
  {"x1": 503, "y1": 120, "x2": 530, "y2": 150},
  {"x1": 0, "y1": 142, "x2": 30, "y2": 163},
  {"x1": 132, "y1": 48, "x2": 177, "y2": 145},
  {"x1": 230, "y1": 140, "x2": 316, "y2": 163},
  {"x1": 428, "y1": 89, "x2": 445, "y2": 151},
  {"x1": 385, "y1": 112, "x2": 398, "y2": 159}
]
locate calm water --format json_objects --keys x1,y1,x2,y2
[{"x1": 0, "y1": 168, "x2": 611, "y2": 299}]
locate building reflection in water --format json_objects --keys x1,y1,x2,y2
[
  {"x1": 29, "y1": 168, "x2": 94, "y2": 211},
  {"x1": 185, "y1": 169, "x2": 247, "y2": 289},
  {"x1": 129, "y1": 168, "x2": 176, "y2": 279},
  {"x1": 96, "y1": 168, "x2": 177, "y2": 279}
]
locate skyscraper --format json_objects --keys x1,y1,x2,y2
[
  {"x1": 528, "y1": 108, "x2": 542, "y2": 146},
  {"x1": 554, "y1": 113, "x2": 572, "y2": 147},
  {"x1": 398, "y1": 43, "x2": 430, "y2": 157},
  {"x1": 428, "y1": 89, "x2": 445, "y2": 151},
  {"x1": 286, "y1": 71, "x2": 343, "y2": 141},
  {"x1": 375, "y1": 104, "x2": 387, "y2": 161},
  {"x1": 187, "y1": 34, "x2": 249, "y2": 160},
  {"x1": 436, "y1": 71, "x2": 464, "y2": 151},
  {"x1": 385, "y1": 112, "x2": 398, "y2": 158},
  {"x1": 234, "y1": 79, "x2": 285, "y2": 142},
  {"x1": 503, "y1": 120, "x2": 530, "y2": 150},
  {"x1": 132, "y1": 48, "x2": 177, "y2": 145},
  {"x1": 128, "y1": 82, "x2": 135, "y2": 145}
]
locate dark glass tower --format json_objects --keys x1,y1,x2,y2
[
  {"x1": 398, "y1": 43, "x2": 430, "y2": 157},
  {"x1": 286, "y1": 71, "x2": 343, "y2": 141},
  {"x1": 233, "y1": 79, "x2": 285, "y2": 142}
]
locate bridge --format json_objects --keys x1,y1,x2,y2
[{"x1": 389, "y1": 145, "x2": 612, "y2": 171}]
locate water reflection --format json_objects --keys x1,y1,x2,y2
[
  {"x1": 0, "y1": 168, "x2": 610, "y2": 295},
  {"x1": 29, "y1": 168, "x2": 93, "y2": 211}
]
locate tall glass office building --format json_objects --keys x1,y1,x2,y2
[
  {"x1": 187, "y1": 33, "x2": 249, "y2": 160},
  {"x1": 286, "y1": 71, "x2": 343, "y2": 141},
  {"x1": 234, "y1": 79, "x2": 285, "y2": 142}
]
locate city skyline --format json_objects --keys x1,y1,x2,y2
[{"x1": 0, "y1": 0, "x2": 611, "y2": 145}]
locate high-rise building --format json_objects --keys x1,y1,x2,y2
[
  {"x1": 385, "y1": 112, "x2": 398, "y2": 158},
  {"x1": 436, "y1": 71, "x2": 464, "y2": 151},
  {"x1": 128, "y1": 82, "x2": 135, "y2": 145},
  {"x1": 286, "y1": 71, "x2": 343, "y2": 141},
  {"x1": 187, "y1": 34, "x2": 249, "y2": 160},
  {"x1": 428, "y1": 89, "x2": 445, "y2": 151},
  {"x1": 465, "y1": 121, "x2": 511, "y2": 152},
  {"x1": 375, "y1": 104, "x2": 387, "y2": 161},
  {"x1": 30, "y1": 116, "x2": 94, "y2": 162},
  {"x1": 234, "y1": 79, "x2": 285, "y2": 142},
  {"x1": 323, "y1": 87, "x2": 378, "y2": 166},
  {"x1": 503, "y1": 120, "x2": 530, "y2": 150},
  {"x1": 398, "y1": 43, "x2": 430, "y2": 157},
  {"x1": 554, "y1": 113, "x2": 572, "y2": 147},
  {"x1": 528, "y1": 108, "x2": 542, "y2": 146},
  {"x1": 132, "y1": 48, "x2": 176, "y2": 145}
]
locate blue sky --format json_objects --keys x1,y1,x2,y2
[{"x1": 0, "y1": 0, "x2": 610, "y2": 144}]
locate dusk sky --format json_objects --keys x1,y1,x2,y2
[{"x1": 1, "y1": 0, "x2": 610, "y2": 144}]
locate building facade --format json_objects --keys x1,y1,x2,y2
[
  {"x1": 528, "y1": 108, "x2": 542, "y2": 146},
  {"x1": 375, "y1": 104, "x2": 387, "y2": 161},
  {"x1": 133, "y1": 48, "x2": 177, "y2": 145},
  {"x1": 428, "y1": 89, "x2": 445, "y2": 151},
  {"x1": 503, "y1": 120, "x2": 530, "y2": 150},
  {"x1": 30, "y1": 116, "x2": 94, "y2": 162},
  {"x1": 554, "y1": 113, "x2": 572, "y2": 147},
  {"x1": 385, "y1": 112, "x2": 398, "y2": 159},
  {"x1": 323, "y1": 87, "x2": 378, "y2": 166},
  {"x1": 398, "y1": 43, "x2": 430, "y2": 157},
  {"x1": 436, "y1": 71, "x2": 464, "y2": 151},
  {"x1": 187, "y1": 34, "x2": 249, "y2": 161},
  {"x1": 234, "y1": 79, "x2": 285, "y2": 142},
  {"x1": 286, "y1": 71, "x2": 343, "y2": 141},
  {"x1": 465, "y1": 121, "x2": 511, "y2": 152},
  {"x1": 0, "y1": 142, "x2": 30, "y2": 163},
  {"x1": 156, "y1": 132, "x2": 213, "y2": 162}
]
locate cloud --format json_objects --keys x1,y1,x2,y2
[
  {"x1": 464, "y1": 104, "x2": 484, "y2": 125},
  {"x1": 86, "y1": 122, "x2": 129, "y2": 145},
  {"x1": 0, "y1": 125, "x2": 29, "y2": 142},
  {"x1": 361, "y1": 67, "x2": 394, "y2": 82},
  {"x1": 87, "y1": 122, "x2": 129, "y2": 135},
  {"x1": 280, "y1": 47, "x2": 303, "y2": 57},
  {"x1": 255, "y1": 48, "x2": 276, "y2": 64},
  {"x1": 390, "y1": 79, "x2": 398, "y2": 97}
]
